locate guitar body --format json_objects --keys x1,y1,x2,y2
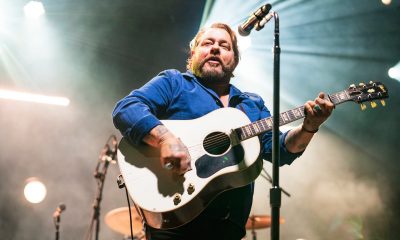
[{"x1": 118, "y1": 107, "x2": 263, "y2": 229}]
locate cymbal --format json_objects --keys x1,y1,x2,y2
[
  {"x1": 104, "y1": 207, "x2": 143, "y2": 236},
  {"x1": 245, "y1": 215, "x2": 285, "y2": 229}
]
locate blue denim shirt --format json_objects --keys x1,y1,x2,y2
[{"x1": 112, "y1": 69, "x2": 301, "y2": 231}]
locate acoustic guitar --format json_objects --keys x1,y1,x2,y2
[{"x1": 117, "y1": 81, "x2": 388, "y2": 229}]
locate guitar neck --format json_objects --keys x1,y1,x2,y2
[{"x1": 234, "y1": 90, "x2": 351, "y2": 141}]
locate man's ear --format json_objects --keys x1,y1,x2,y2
[{"x1": 188, "y1": 49, "x2": 195, "y2": 69}]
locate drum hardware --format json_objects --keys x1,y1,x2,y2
[
  {"x1": 245, "y1": 215, "x2": 285, "y2": 240},
  {"x1": 105, "y1": 207, "x2": 145, "y2": 239}
]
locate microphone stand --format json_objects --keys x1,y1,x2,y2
[
  {"x1": 261, "y1": 168, "x2": 291, "y2": 198},
  {"x1": 270, "y1": 11, "x2": 281, "y2": 240},
  {"x1": 243, "y1": 6, "x2": 281, "y2": 240},
  {"x1": 85, "y1": 136, "x2": 117, "y2": 240},
  {"x1": 259, "y1": 10, "x2": 282, "y2": 240},
  {"x1": 53, "y1": 204, "x2": 66, "y2": 240},
  {"x1": 54, "y1": 215, "x2": 61, "y2": 240}
]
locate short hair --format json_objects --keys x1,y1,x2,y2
[{"x1": 186, "y1": 23, "x2": 240, "y2": 70}]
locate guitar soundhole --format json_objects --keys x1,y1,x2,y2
[{"x1": 203, "y1": 132, "x2": 231, "y2": 155}]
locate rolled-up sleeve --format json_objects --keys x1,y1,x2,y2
[
  {"x1": 112, "y1": 70, "x2": 176, "y2": 145},
  {"x1": 261, "y1": 129, "x2": 303, "y2": 166},
  {"x1": 251, "y1": 95, "x2": 303, "y2": 166}
]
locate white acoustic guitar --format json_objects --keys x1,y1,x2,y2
[{"x1": 117, "y1": 82, "x2": 388, "y2": 229}]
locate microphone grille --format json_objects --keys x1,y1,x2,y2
[
  {"x1": 59, "y1": 203, "x2": 66, "y2": 211},
  {"x1": 238, "y1": 26, "x2": 250, "y2": 36}
]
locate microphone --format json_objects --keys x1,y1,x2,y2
[
  {"x1": 238, "y1": 3, "x2": 272, "y2": 36},
  {"x1": 53, "y1": 203, "x2": 66, "y2": 218}
]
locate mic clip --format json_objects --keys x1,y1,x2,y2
[
  {"x1": 53, "y1": 203, "x2": 66, "y2": 220},
  {"x1": 98, "y1": 135, "x2": 118, "y2": 164},
  {"x1": 255, "y1": 11, "x2": 274, "y2": 31}
]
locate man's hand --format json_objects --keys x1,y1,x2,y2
[
  {"x1": 303, "y1": 92, "x2": 334, "y2": 132},
  {"x1": 285, "y1": 92, "x2": 334, "y2": 153},
  {"x1": 158, "y1": 133, "x2": 191, "y2": 175},
  {"x1": 143, "y1": 125, "x2": 191, "y2": 175}
]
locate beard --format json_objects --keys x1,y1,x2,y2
[{"x1": 191, "y1": 56, "x2": 235, "y2": 83}]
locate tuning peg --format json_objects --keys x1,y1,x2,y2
[
  {"x1": 359, "y1": 83, "x2": 366, "y2": 87},
  {"x1": 349, "y1": 84, "x2": 356, "y2": 88},
  {"x1": 380, "y1": 100, "x2": 386, "y2": 106},
  {"x1": 370, "y1": 101, "x2": 377, "y2": 108},
  {"x1": 360, "y1": 103, "x2": 367, "y2": 111}
]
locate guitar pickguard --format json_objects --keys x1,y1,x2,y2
[{"x1": 195, "y1": 145, "x2": 245, "y2": 178}]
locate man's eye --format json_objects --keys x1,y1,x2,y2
[{"x1": 221, "y1": 44, "x2": 230, "y2": 50}]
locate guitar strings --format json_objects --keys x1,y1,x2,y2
[
  {"x1": 200, "y1": 119, "x2": 270, "y2": 147},
  {"x1": 191, "y1": 107, "x2": 309, "y2": 151},
  {"x1": 187, "y1": 91, "x2": 379, "y2": 151},
  {"x1": 201, "y1": 124, "x2": 259, "y2": 149},
  {"x1": 184, "y1": 133, "x2": 231, "y2": 151},
  {"x1": 202, "y1": 134, "x2": 230, "y2": 147},
  {"x1": 204, "y1": 140, "x2": 231, "y2": 151},
  {"x1": 203, "y1": 141, "x2": 230, "y2": 151}
]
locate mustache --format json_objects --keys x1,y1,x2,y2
[{"x1": 200, "y1": 56, "x2": 222, "y2": 67}]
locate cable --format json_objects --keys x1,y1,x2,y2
[
  {"x1": 118, "y1": 174, "x2": 134, "y2": 240},
  {"x1": 124, "y1": 187, "x2": 134, "y2": 240}
]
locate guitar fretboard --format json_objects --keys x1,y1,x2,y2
[{"x1": 234, "y1": 90, "x2": 351, "y2": 141}]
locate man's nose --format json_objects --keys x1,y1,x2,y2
[{"x1": 210, "y1": 45, "x2": 220, "y2": 54}]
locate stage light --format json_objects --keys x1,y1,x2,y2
[
  {"x1": 24, "y1": 1, "x2": 45, "y2": 19},
  {"x1": 24, "y1": 178, "x2": 47, "y2": 204},
  {"x1": 381, "y1": 0, "x2": 392, "y2": 5},
  {"x1": 388, "y1": 61, "x2": 400, "y2": 81},
  {"x1": 0, "y1": 89, "x2": 70, "y2": 106}
]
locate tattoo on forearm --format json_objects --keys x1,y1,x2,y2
[
  {"x1": 291, "y1": 132, "x2": 309, "y2": 150},
  {"x1": 155, "y1": 125, "x2": 169, "y2": 137},
  {"x1": 286, "y1": 127, "x2": 313, "y2": 152},
  {"x1": 169, "y1": 144, "x2": 185, "y2": 152},
  {"x1": 286, "y1": 135, "x2": 295, "y2": 146},
  {"x1": 143, "y1": 125, "x2": 170, "y2": 146},
  {"x1": 298, "y1": 143, "x2": 309, "y2": 150}
]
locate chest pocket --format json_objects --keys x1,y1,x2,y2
[{"x1": 167, "y1": 90, "x2": 220, "y2": 120}]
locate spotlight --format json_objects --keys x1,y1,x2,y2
[
  {"x1": 24, "y1": 1, "x2": 45, "y2": 19},
  {"x1": 388, "y1": 61, "x2": 400, "y2": 81},
  {"x1": 24, "y1": 177, "x2": 47, "y2": 204},
  {"x1": 381, "y1": 0, "x2": 392, "y2": 5}
]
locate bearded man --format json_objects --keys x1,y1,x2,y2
[{"x1": 112, "y1": 23, "x2": 333, "y2": 240}]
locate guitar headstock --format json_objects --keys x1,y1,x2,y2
[{"x1": 347, "y1": 81, "x2": 389, "y2": 110}]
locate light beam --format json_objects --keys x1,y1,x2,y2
[{"x1": 0, "y1": 89, "x2": 70, "y2": 106}]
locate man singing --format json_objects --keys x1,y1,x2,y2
[{"x1": 113, "y1": 23, "x2": 334, "y2": 240}]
